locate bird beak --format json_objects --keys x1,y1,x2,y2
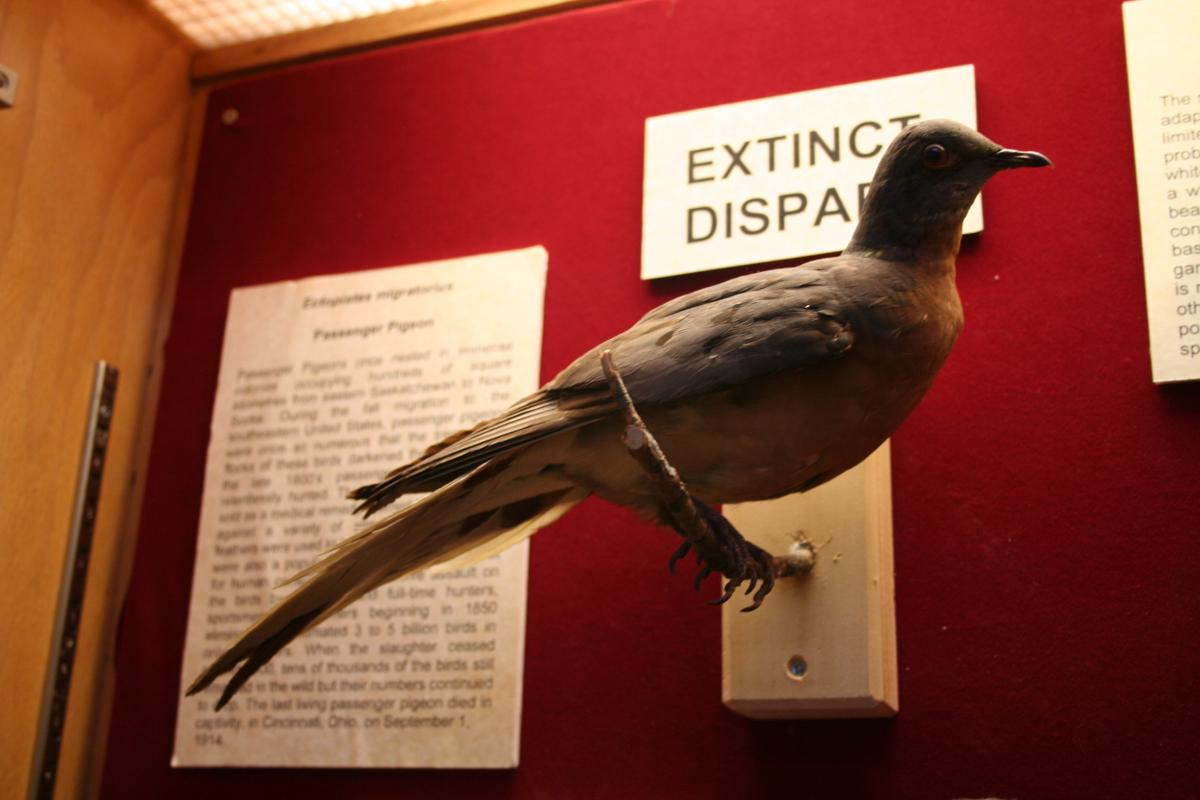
[{"x1": 992, "y1": 148, "x2": 1053, "y2": 169}]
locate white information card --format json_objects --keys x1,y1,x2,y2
[
  {"x1": 641, "y1": 65, "x2": 979, "y2": 280},
  {"x1": 1124, "y1": 0, "x2": 1200, "y2": 383},
  {"x1": 173, "y1": 247, "x2": 548, "y2": 768}
]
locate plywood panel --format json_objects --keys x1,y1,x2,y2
[
  {"x1": 722, "y1": 444, "x2": 897, "y2": 718},
  {"x1": 0, "y1": 0, "x2": 191, "y2": 796}
]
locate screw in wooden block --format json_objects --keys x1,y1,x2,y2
[{"x1": 785, "y1": 655, "x2": 809, "y2": 681}]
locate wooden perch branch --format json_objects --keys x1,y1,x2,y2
[{"x1": 599, "y1": 350, "x2": 811, "y2": 585}]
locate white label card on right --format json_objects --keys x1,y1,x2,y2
[{"x1": 1124, "y1": 0, "x2": 1200, "y2": 383}]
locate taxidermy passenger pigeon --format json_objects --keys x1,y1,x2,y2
[{"x1": 189, "y1": 119, "x2": 1050, "y2": 708}]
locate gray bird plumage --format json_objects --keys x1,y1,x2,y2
[{"x1": 187, "y1": 119, "x2": 1050, "y2": 709}]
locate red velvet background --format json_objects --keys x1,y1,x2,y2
[{"x1": 102, "y1": 1, "x2": 1199, "y2": 797}]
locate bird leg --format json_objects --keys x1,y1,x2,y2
[
  {"x1": 682, "y1": 500, "x2": 777, "y2": 611},
  {"x1": 599, "y1": 350, "x2": 785, "y2": 612}
]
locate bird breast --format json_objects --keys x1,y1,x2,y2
[{"x1": 636, "y1": 271, "x2": 961, "y2": 505}]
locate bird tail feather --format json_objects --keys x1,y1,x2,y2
[{"x1": 185, "y1": 452, "x2": 587, "y2": 710}]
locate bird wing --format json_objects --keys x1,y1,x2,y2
[
  {"x1": 348, "y1": 391, "x2": 595, "y2": 515},
  {"x1": 548, "y1": 263, "x2": 855, "y2": 404},
  {"x1": 352, "y1": 262, "x2": 855, "y2": 514}
]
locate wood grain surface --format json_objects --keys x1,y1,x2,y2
[{"x1": 0, "y1": 1, "x2": 191, "y2": 796}]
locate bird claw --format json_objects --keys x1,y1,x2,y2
[
  {"x1": 668, "y1": 540, "x2": 691, "y2": 574},
  {"x1": 740, "y1": 548, "x2": 776, "y2": 612},
  {"x1": 665, "y1": 502, "x2": 779, "y2": 611},
  {"x1": 710, "y1": 579, "x2": 739, "y2": 606},
  {"x1": 741, "y1": 579, "x2": 774, "y2": 613}
]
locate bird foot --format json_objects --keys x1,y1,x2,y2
[
  {"x1": 599, "y1": 350, "x2": 780, "y2": 612},
  {"x1": 670, "y1": 502, "x2": 777, "y2": 611}
]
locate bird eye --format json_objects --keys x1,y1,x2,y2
[{"x1": 922, "y1": 143, "x2": 952, "y2": 169}]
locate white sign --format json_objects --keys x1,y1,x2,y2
[
  {"x1": 173, "y1": 247, "x2": 548, "y2": 768},
  {"x1": 1124, "y1": 0, "x2": 1200, "y2": 383},
  {"x1": 641, "y1": 65, "x2": 979, "y2": 279}
]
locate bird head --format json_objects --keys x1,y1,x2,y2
[{"x1": 846, "y1": 119, "x2": 1051, "y2": 260}]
